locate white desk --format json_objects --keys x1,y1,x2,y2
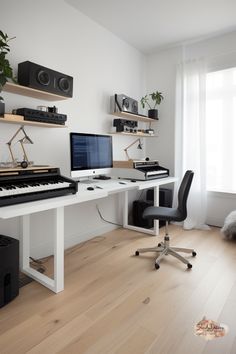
[{"x1": 0, "y1": 176, "x2": 176, "y2": 293}]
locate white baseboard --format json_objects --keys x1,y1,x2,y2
[{"x1": 206, "y1": 216, "x2": 223, "y2": 228}]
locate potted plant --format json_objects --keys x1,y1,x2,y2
[
  {"x1": 0, "y1": 30, "x2": 16, "y2": 117},
  {"x1": 141, "y1": 91, "x2": 164, "y2": 119}
]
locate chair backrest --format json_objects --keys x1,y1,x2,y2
[{"x1": 177, "y1": 170, "x2": 194, "y2": 220}]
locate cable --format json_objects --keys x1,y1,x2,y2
[
  {"x1": 66, "y1": 235, "x2": 106, "y2": 254},
  {"x1": 29, "y1": 256, "x2": 46, "y2": 273},
  {"x1": 96, "y1": 204, "x2": 122, "y2": 227}
]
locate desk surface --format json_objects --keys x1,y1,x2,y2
[{"x1": 0, "y1": 176, "x2": 177, "y2": 219}]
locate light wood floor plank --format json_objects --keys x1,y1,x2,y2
[{"x1": 0, "y1": 225, "x2": 235, "y2": 354}]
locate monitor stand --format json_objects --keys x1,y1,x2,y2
[{"x1": 93, "y1": 175, "x2": 111, "y2": 180}]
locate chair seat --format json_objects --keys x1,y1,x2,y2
[{"x1": 143, "y1": 206, "x2": 184, "y2": 222}]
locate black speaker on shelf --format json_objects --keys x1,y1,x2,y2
[
  {"x1": 115, "y1": 94, "x2": 138, "y2": 114},
  {"x1": 18, "y1": 61, "x2": 73, "y2": 97},
  {"x1": 0, "y1": 235, "x2": 19, "y2": 308}
]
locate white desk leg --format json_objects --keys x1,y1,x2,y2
[
  {"x1": 153, "y1": 186, "x2": 159, "y2": 236},
  {"x1": 19, "y1": 207, "x2": 64, "y2": 293},
  {"x1": 53, "y1": 206, "x2": 64, "y2": 293},
  {"x1": 123, "y1": 190, "x2": 129, "y2": 227},
  {"x1": 122, "y1": 190, "x2": 157, "y2": 235},
  {"x1": 19, "y1": 214, "x2": 30, "y2": 270}
]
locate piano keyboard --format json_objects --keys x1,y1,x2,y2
[
  {"x1": 0, "y1": 166, "x2": 78, "y2": 207},
  {"x1": 0, "y1": 180, "x2": 71, "y2": 197}
]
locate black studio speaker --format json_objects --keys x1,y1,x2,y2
[
  {"x1": 18, "y1": 61, "x2": 73, "y2": 97},
  {"x1": 115, "y1": 94, "x2": 138, "y2": 114},
  {"x1": 0, "y1": 235, "x2": 19, "y2": 308}
]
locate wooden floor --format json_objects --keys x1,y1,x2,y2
[{"x1": 0, "y1": 225, "x2": 236, "y2": 354}]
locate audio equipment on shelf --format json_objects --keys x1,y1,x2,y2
[
  {"x1": 145, "y1": 129, "x2": 154, "y2": 135},
  {"x1": 18, "y1": 61, "x2": 73, "y2": 98},
  {"x1": 15, "y1": 108, "x2": 67, "y2": 125},
  {"x1": 113, "y1": 118, "x2": 138, "y2": 132},
  {"x1": 115, "y1": 94, "x2": 138, "y2": 114}
]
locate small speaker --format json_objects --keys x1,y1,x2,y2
[
  {"x1": 115, "y1": 94, "x2": 138, "y2": 114},
  {"x1": 18, "y1": 61, "x2": 73, "y2": 98},
  {"x1": 0, "y1": 235, "x2": 19, "y2": 308}
]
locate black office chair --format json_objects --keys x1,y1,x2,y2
[{"x1": 135, "y1": 170, "x2": 196, "y2": 269}]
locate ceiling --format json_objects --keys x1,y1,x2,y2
[{"x1": 65, "y1": 0, "x2": 236, "y2": 54}]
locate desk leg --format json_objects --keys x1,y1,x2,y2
[
  {"x1": 53, "y1": 207, "x2": 64, "y2": 293},
  {"x1": 19, "y1": 214, "x2": 30, "y2": 270},
  {"x1": 122, "y1": 190, "x2": 158, "y2": 235},
  {"x1": 153, "y1": 185, "x2": 159, "y2": 236},
  {"x1": 123, "y1": 190, "x2": 129, "y2": 227},
  {"x1": 19, "y1": 207, "x2": 64, "y2": 293}
]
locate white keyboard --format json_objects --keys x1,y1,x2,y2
[{"x1": 0, "y1": 181, "x2": 71, "y2": 197}]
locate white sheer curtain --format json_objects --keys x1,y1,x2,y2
[{"x1": 175, "y1": 58, "x2": 210, "y2": 230}]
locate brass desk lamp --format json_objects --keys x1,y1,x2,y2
[
  {"x1": 6, "y1": 126, "x2": 33, "y2": 168},
  {"x1": 124, "y1": 138, "x2": 143, "y2": 160}
]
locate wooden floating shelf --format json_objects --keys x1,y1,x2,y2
[
  {"x1": 110, "y1": 132, "x2": 157, "y2": 137},
  {"x1": 3, "y1": 82, "x2": 69, "y2": 101},
  {"x1": 0, "y1": 114, "x2": 67, "y2": 128},
  {"x1": 111, "y1": 111, "x2": 157, "y2": 123}
]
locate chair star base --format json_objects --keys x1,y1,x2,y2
[{"x1": 135, "y1": 235, "x2": 196, "y2": 270}]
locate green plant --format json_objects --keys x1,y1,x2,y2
[
  {"x1": 141, "y1": 91, "x2": 164, "y2": 110},
  {"x1": 0, "y1": 30, "x2": 16, "y2": 100}
]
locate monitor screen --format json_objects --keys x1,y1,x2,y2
[{"x1": 70, "y1": 132, "x2": 113, "y2": 179}]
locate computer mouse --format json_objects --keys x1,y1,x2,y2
[{"x1": 87, "y1": 187, "x2": 94, "y2": 191}]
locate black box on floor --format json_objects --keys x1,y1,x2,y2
[
  {"x1": 132, "y1": 188, "x2": 173, "y2": 229},
  {"x1": 133, "y1": 200, "x2": 154, "y2": 228},
  {"x1": 0, "y1": 235, "x2": 19, "y2": 308}
]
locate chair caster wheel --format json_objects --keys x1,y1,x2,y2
[
  {"x1": 155, "y1": 263, "x2": 160, "y2": 270},
  {"x1": 187, "y1": 263, "x2": 192, "y2": 269},
  {"x1": 158, "y1": 243, "x2": 162, "y2": 247},
  {"x1": 192, "y1": 251, "x2": 197, "y2": 257},
  {"x1": 135, "y1": 251, "x2": 139, "y2": 256}
]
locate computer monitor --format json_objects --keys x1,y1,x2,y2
[{"x1": 70, "y1": 132, "x2": 113, "y2": 179}]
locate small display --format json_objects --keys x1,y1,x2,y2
[{"x1": 70, "y1": 133, "x2": 113, "y2": 179}]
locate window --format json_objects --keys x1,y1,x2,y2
[{"x1": 206, "y1": 67, "x2": 236, "y2": 193}]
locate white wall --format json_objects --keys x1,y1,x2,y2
[
  {"x1": 2, "y1": 0, "x2": 235, "y2": 255},
  {"x1": 1, "y1": 0, "x2": 147, "y2": 257},
  {"x1": 145, "y1": 47, "x2": 182, "y2": 175}
]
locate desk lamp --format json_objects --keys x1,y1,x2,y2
[
  {"x1": 7, "y1": 126, "x2": 33, "y2": 168},
  {"x1": 124, "y1": 138, "x2": 143, "y2": 160}
]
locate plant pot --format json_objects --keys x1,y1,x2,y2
[
  {"x1": 0, "y1": 100, "x2": 5, "y2": 117},
  {"x1": 148, "y1": 109, "x2": 158, "y2": 120}
]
